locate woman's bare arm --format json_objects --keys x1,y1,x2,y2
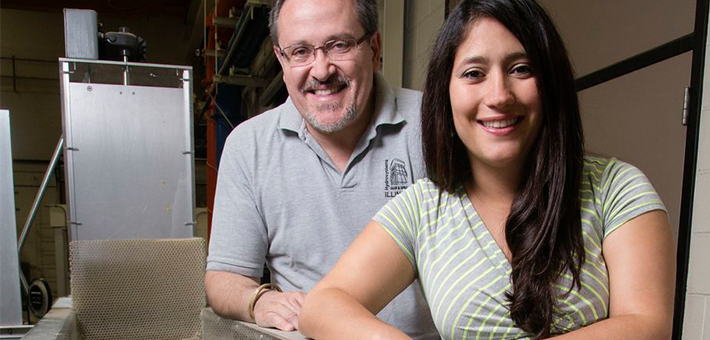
[
  {"x1": 552, "y1": 210, "x2": 675, "y2": 339},
  {"x1": 299, "y1": 221, "x2": 418, "y2": 340}
]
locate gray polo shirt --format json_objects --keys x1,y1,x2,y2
[{"x1": 208, "y1": 73, "x2": 438, "y2": 339}]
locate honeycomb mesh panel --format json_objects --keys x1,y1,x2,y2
[{"x1": 70, "y1": 238, "x2": 206, "y2": 340}]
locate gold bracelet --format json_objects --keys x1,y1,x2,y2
[{"x1": 248, "y1": 283, "x2": 283, "y2": 321}]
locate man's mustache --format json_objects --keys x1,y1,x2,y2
[{"x1": 300, "y1": 76, "x2": 350, "y2": 93}]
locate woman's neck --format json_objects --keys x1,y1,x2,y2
[
  {"x1": 465, "y1": 160, "x2": 525, "y2": 261},
  {"x1": 467, "y1": 159, "x2": 524, "y2": 205}
]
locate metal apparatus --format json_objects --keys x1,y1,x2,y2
[{"x1": 59, "y1": 58, "x2": 196, "y2": 241}]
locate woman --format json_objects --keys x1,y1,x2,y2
[{"x1": 298, "y1": 0, "x2": 675, "y2": 339}]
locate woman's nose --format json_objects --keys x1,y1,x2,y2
[{"x1": 484, "y1": 73, "x2": 515, "y2": 109}]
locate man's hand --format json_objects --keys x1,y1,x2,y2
[
  {"x1": 205, "y1": 271, "x2": 306, "y2": 331},
  {"x1": 253, "y1": 290, "x2": 306, "y2": 331}
]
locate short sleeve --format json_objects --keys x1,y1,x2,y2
[
  {"x1": 206, "y1": 131, "x2": 269, "y2": 277},
  {"x1": 600, "y1": 159, "x2": 667, "y2": 238},
  {"x1": 373, "y1": 180, "x2": 425, "y2": 271}
]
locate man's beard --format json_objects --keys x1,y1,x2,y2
[
  {"x1": 300, "y1": 76, "x2": 358, "y2": 134},
  {"x1": 303, "y1": 102, "x2": 357, "y2": 133}
]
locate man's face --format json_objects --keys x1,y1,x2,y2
[{"x1": 274, "y1": 0, "x2": 381, "y2": 134}]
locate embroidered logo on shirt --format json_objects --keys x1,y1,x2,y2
[{"x1": 385, "y1": 158, "x2": 409, "y2": 198}]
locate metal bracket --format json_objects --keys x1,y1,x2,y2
[
  {"x1": 0, "y1": 325, "x2": 34, "y2": 339},
  {"x1": 682, "y1": 87, "x2": 690, "y2": 126},
  {"x1": 200, "y1": 49, "x2": 226, "y2": 58}
]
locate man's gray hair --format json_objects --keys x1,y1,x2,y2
[{"x1": 268, "y1": 0, "x2": 378, "y2": 46}]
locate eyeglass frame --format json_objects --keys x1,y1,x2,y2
[{"x1": 276, "y1": 32, "x2": 373, "y2": 66}]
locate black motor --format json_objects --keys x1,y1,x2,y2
[{"x1": 98, "y1": 27, "x2": 146, "y2": 62}]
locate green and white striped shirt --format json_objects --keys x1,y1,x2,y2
[{"x1": 374, "y1": 157, "x2": 666, "y2": 339}]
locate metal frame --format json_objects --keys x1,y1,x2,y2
[
  {"x1": 673, "y1": 0, "x2": 709, "y2": 338},
  {"x1": 574, "y1": 33, "x2": 695, "y2": 91},
  {"x1": 58, "y1": 57, "x2": 193, "y2": 70},
  {"x1": 182, "y1": 69, "x2": 198, "y2": 237},
  {"x1": 59, "y1": 58, "x2": 196, "y2": 241},
  {"x1": 0, "y1": 110, "x2": 23, "y2": 328}
]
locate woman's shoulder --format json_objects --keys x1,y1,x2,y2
[
  {"x1": 406, "y1": 177, "x2": 438, "y2": 195},
  {"x1": 583, "y1": 154, "x2": 648, "y2": 188},
  {"x1": 390, "y1": 178, "x2": 464, "y2": 214},
  {"x1": 408, "y1": 177, "x2": 463, "y2": 200}
]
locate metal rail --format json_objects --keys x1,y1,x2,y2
[{"x1": 574, "y1": 33, "x2": 694, "y2": 92}]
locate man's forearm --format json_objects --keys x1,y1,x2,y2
[{"x1": 205, "y1": 270, "x2": 260, "y2": 321}]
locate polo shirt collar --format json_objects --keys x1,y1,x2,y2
[
  {"x1": 277, "y1": 97, "x2": 304, "y2": 135},
  {"x1": 367, "y1": 72, "x2": 405, "y2": 135}
]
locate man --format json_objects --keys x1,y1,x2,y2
[{"x1": 205, "y1": 0, "x2": 437, "y2": 338}]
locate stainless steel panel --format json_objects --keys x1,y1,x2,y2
[
  {"x1": 62, "y1": 60, "x2": 188, "y2": 88},
  {"x1": 64, "y1": 82, "x2": 194, "y2": 240},
  {"x1": 59, "y1": 57, "x2": 190, "y2": 70},
  {"x1": 63, "y1": 9, "x2": 98, "y2": 60},
  {"x1": 0, "y1": 110, "x2": 23, "y2": 327}
]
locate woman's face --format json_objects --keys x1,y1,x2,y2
[{"x1": 449, "y1": 17, "x2": 542, "y2": 173}]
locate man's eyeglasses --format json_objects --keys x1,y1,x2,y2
[{"x1": 277, "y1": 33, "x2": 372, "y2": 66}]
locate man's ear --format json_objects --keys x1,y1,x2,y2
[
  {"x1": 274, "y1": 46, "x2": 287, "y2": 69},
  {"x1": 369, "y1": 31, "x2": 382, "y2": 71}
]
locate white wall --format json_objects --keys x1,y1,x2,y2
[
  {"x1": 538, "y1": 1, "x2": 693, "y2": 77},
  {"x1": 378, "y1": 0, "x2": 405, "y2": 88},
  {"x1": 402, "y1": 0, "x2": 445, "y2": 90},
  {"x1": 682, "y1": 14, "x2": 710, "y2": 337}
]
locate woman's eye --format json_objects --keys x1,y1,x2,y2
[
  {"x1": 462, "y1": 69, "x2": 484, "y2": 79},
  {"x1": 511, "y1": 64, "x2": 532, "y2": 76}
]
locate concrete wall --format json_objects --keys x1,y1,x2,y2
[{"x1": 682, "y1": 13, "x2": 710, "y2": 338}]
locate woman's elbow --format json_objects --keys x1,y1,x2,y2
[{"x1": 297, "y1": 289, "x2": 324, "y2": 337}]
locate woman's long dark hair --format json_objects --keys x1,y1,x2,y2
[{"x1": 421, "y1": 0, "x2": 585, "y2": 338}]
